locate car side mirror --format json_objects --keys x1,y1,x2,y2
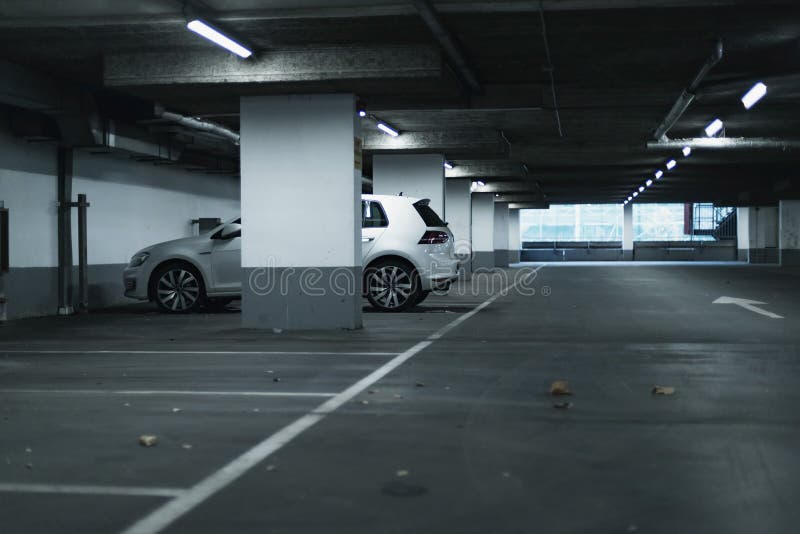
[{"x1": 216, "y1": 223, "x2": 241, "y2": 240}]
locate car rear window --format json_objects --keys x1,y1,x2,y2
[{"x1": 413, "y1": 200, "x2": 446, "y2": 227}]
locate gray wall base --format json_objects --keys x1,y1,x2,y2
[
  {"x1": 508, "y1": 250, "x2": 521, "y2": 264},
  {"x1": 781, "y1": 249, "x2": 800, "y2": 266},
  {"x1": 242, "y1": 266, "x2": 362, "y2": 330},
  {"x1": 634, "y1": 247, "x2": 736, "y2": 262},
  {"x1": 471, "y1": 251, "x2": 495, "y2": 272},
  {"x1": 494, "y1": 249, "x2": 510, "y2": 268},
  {"x1": 740, "y1": 248, "x2": 779, "y2": 264},
  {"x1": 3, "y1": 263, "x2": 128, "y2": 320},
  {"x1": 521, "y1": 249, "x2": 625, "y2": 262}
]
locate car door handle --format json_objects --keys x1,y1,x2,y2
[
  {"x1": 361, "y1": 237, "x2": 375, "y2": 243},
  {"x1": 199, "y1": 251, "x2": 211, "y2": 255}
]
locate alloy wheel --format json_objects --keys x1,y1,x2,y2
[
  {"x1": 156, "y1": 269, "x2": 200, "y2": 312},
  {"x1": 367, "y1": 265, "x2": 414, "y2": 309}
]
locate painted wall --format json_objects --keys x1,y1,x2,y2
[
  {"x1": 0, "y1": 123, "x2": 239, "y2": 319},
  {"x1": 373, "y1": 154, "x2": 445, "y2": 217},
  {"x1": 471, "y1": 193, "x2": 494, "y2": 270}
]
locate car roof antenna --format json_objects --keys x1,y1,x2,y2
[{"x1": 398, "y1": 192, "x2": 403, "y2": 196}]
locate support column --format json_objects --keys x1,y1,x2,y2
[
  {"x1": 445, "y1": 178, "x2": 472, "y2": 279},
  {"x1": 493, "y1": 201, "x2": 509, "y2": 267},
  {"x1": 508, "y1": 208, "x2": 521, "y2": 264},
  {"x1": 779, "y1": 200, "x2": 800, "y2": 266},
  {"x1": 739, "y1": 206, "x2": 779, "y2": 263},
  {"x1": 471, "y1": 193, "x2": 494, "y2": 271},
  {"x1": 372, "y1": 154, "x2": 445, "y2": 216},
  {"x1": 622, "y1": 202, "x2": 633, "y2": 261},
  {"x1": 240, "y1": 94, "x2": 361, "y2": 330}
]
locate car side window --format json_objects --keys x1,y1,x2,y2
[{"x1": 362, "y1": 201, "x2": 388, "y2": 228}]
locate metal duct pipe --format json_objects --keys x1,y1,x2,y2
[
  {"x1": 412, "y1": 0, "x2": 482, "y2": 94},
  {"x1": 653, "y1": 40, "x2": 723, "y2": 141},
  {"x1": 647, "y1": 137, "x2": 800, "y2": 150},
  {"x1": 154, "y1": 104, "x2": 240, "y2": 145}
]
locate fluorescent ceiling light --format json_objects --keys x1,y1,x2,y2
[
  {"x1": 655, "y1": 170, "x2": 664, "y2": 180},
  {"x1": 444, "y1": 161, "x2": 453, "y2": 170},
  {"x1": 623, "y1": 200, "x2": 628, "y2": 205},
  {"x1": 646, "y1": 179, "x2": 653, "y2": 187},
  {"x1": 633, "y1": 191, "x2": 639, "y2": 198},
  {"x1": 186, "y1": 19, "x2": 252, "y2": 58},
  {"x1": 377, "y1": 123, "x2": 399, "y2": 137},
  {"x1": 666, "y1": 159, "x2": 677, "y2": 170},
  {"x1": 682, "y1": 146, "x2": 692, "y2": 157},
  {"x1": 705, "y1": 118, "x2": 724, "y2": 137},
  {"x1": 638, "y1": 186, "x2": 645, "y2": 193},
  {"x1": 627, "y1": 196, "x2": 632, "y2": 201},
  {"x1": 741, "y1": 82, "x2": 767, "y2": 110},
  {"x1": 358, "y1": 110, "x2": 367, "y2": 117}
]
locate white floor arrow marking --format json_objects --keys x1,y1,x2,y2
[{"x1": 713, "y1": 296, "x2": 784, "y2": 319}]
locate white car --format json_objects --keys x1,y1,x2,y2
[{"x1": 123, "y1": 194, "x2": 460, "y2": 313}]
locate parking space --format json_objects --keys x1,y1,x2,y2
[{"x1": 2, "y1": 265, "x2": 800, "y2": 533}]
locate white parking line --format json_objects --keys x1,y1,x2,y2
[
  {"x1": 0, "y1": 483, "x2": 185, "y2": 498},
  {"x1": 120, "y1": 266, "x2": 543, "y2": 534},
  {"x1": 0, "y1": 389, "x2": 336, "y2": 398},
  {"x1": 0, "y1": 350, "x2": 397, "y2": 356}
]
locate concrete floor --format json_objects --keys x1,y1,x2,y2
[{"x1": 1, "y1": 263, "x2": 800, "y2": 533}]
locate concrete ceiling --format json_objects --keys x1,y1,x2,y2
[{"x1": 1, "y1": 0, "x2": 799, "y2": 205}]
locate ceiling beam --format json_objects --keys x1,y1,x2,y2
[
  {"x1": 446, "y1": 160, "x2": 527, "y2": 178},
  {"x1": 363, "y1": 129, "x2": 506, "y2": 156},
  {"x1": 104, "y1": 45, "x2": 442, "y2": 87},
  {"x1": 4, "y1": 1, "x2": 793, "y2": 28}
]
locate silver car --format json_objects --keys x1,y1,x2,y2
[{"x1": 123, "y1": 194, "x2": 460, "y2": 313}]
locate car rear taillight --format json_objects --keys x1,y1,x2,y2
[{"x1": 418, "y1": 231, "x2": 449, "y2": 244}]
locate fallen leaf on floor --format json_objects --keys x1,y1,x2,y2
[
  {"x1": 550, "y1": 380, "x2": 572, "y2": 396},
  {"x1": 123, "y1": 402, "x2": 131, "y2": 407},
  {"x1": 415, "y1": 382, "x2": 425, "y2": 388},
  {"x1": 652, "y1": 386, "x2": 675, "y2": 396},
  {"x1": 272, "y1": 377, "x2": 281, "y2": 383},
  {"x1": 553, "y1": 402, "x2": 573, "y2": 409},
  {"x1": 502, "y1": 471, "x2": 511, "y2": 478},
  {"x1": 24, "y1": 448, "x2": 32, "y2": 454},
  {"x1": 25, "y1": 463, "x2": 33, "y2": 470},
  {"x1": 181, "y1": 443, "x2": 192, "y2": 450},
  {"x1": 360, "y1": 400, "x2": 369, "y2": 405},
  {"x1": 171, "y1": 408, "x2": 182, "y2": 413},
  {"x1": 138, "y1": 435, "x2": 158, "y2": 447},
  {"x1": 396, "y1": 469, "x2": 409, "y2": 477},
  {"x1": 393, "y1": 394, "x2": 404, "y2": 399},
  {"x1": 266, "y1": 464, "x2": 276, "y2": 472},
  {"x1": 368, "y1": 389, "x2": 378, "y2": 394}
]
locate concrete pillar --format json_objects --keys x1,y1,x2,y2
[
  {"x1": 508, "y1": 208, "x2": 521, "y2": 264},
  {"x1": 373, "y1": 154, "x2": 445, "y2": 216},
  {"x1": 779, "y1": 200, "x2": 800, "y2": 266},
  {"x1": 471, "y1": 193, "x2": 495, "y2": 271},
  {"x1": 240, "y1": 94, "x2": 361, "y2": 330},
  {"x1": 493, "y1": 201, "x2": 509, "y2": 267},
  {"x1": 623, "y1": 203, "x2": 634, "y2": 261},
  {"x1": 445, "y1": 178, "x2": 472, "y2": 278},
  {"x1": 738, "y1": 206, "x2": 779, "y2": 263}
]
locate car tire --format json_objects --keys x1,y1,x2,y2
[
  {"x1": 413, "y1": 290, "x2": 431, "y2": 306},
  {"x1": 364, "y1": 259, "x2": 422, "y2": 312},
  {"x1": 150, "y1": 262, "x2": 206, "y2": 313}
]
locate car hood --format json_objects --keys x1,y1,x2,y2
[{"x1": 134, "y1": 234, "x2": 212, "y2": 256}]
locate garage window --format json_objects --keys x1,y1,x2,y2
[{"x1": 520, "y1": 204, "x2": 622, "y2": 241}]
